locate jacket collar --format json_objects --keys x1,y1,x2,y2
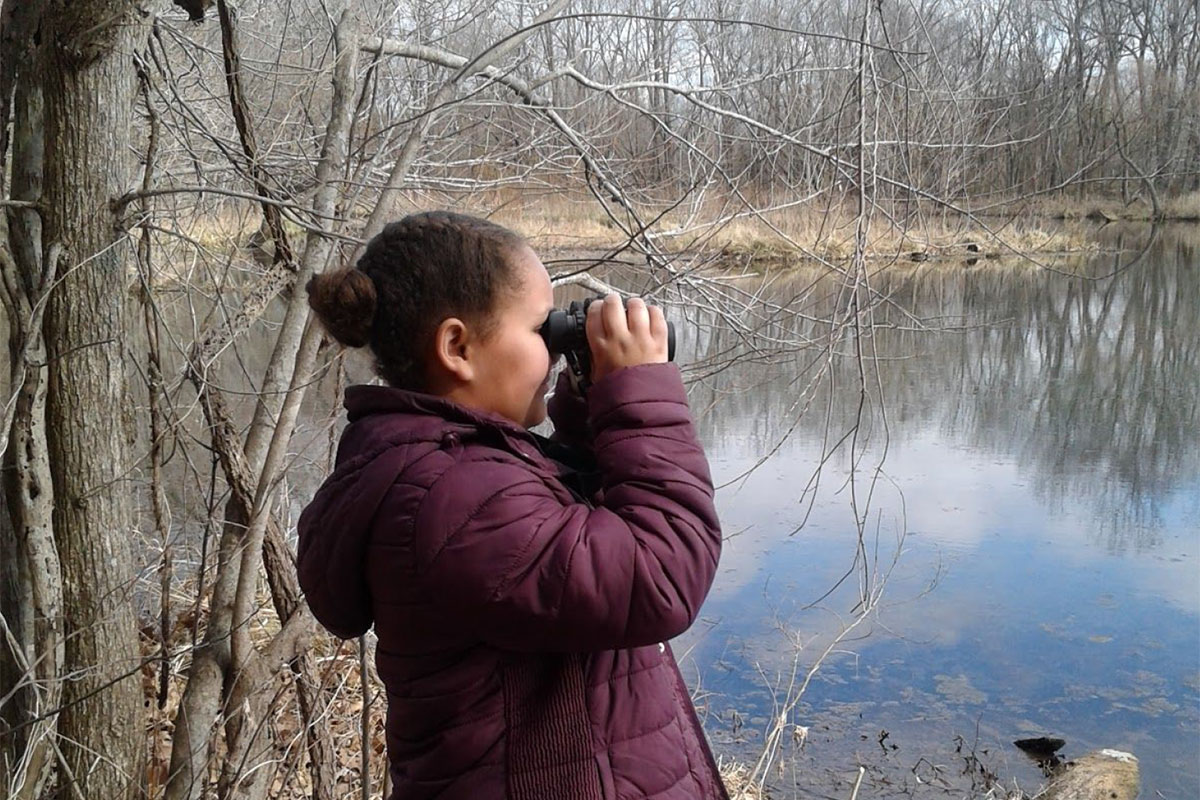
[
  {"x1": 344, "y1": 383, "x2": 545, "y2": 453},
  {"x1": 341, "y1": 384, "x2": 592, "y2": 508}
]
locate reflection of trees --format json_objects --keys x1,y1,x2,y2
[{"x1": 682, "y1": 229, "x2": 1199, "y2": 552}]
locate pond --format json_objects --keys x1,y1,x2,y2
[{"x1": 668, "y1": 226, "x2": 1199, "y2": 797}]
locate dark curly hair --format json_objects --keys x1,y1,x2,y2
[{"x1": 306, "y1": 211, "x2": 527, "y2": 389}]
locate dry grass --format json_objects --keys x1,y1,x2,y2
[
  {"x1": 719, "y1": 759, "x2": 769, "y2": 800},
  {"x1": 493, "y1": 196, "x2": 630, "y2": 249},
  {"x1": 654, "y1": 214, "x2": 1094, "y2": 264},
  {"x1": 485, "y1": 187, "x2": 1097, "y2": 263},
  {"x1": 1165, "y1": 190, "x2": 1200, "y2": 220},
  {"x1": 1011, "y1": 189, "x2": 1200, "y2": 222},
  {"x1": 166, "y1": 183, "x2": 1153, "y2": 282}
]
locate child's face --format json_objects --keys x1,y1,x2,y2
[{"x1": 466, "y1": 245, "x2": 556, "y2": 427}]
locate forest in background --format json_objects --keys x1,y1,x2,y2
[
  {"x1": 147, "y1": 0, "x2": 1200, "y2": 206},
  {"x1": 110, "y1": 0, "x2": 1200, "y2": 266},
  {"x1": 1, "y1": 1, "x2": 1196, "y2": 799}
]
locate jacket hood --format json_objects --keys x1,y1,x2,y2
[{"x1": 296, "y1": 385, "x2": 534, "y2": 638}]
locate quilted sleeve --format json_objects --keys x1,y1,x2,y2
[
  {"x1": 415, "y1": 363, "x2": 721, "y2": 651},
  {"x1": 546, "y1": 368, "x2": 591, "y2": 450}
]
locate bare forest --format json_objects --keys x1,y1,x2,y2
[{"x1": 0, "y1": 0, "x2": 1197, "y2": 798}]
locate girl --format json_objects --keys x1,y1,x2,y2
[{"x1": 298, "y1": 211, "x2": 727, "y2": 800}]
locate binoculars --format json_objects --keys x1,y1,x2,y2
[{"x1": 540, "y1": 297, "x2": 676, "y2": 389}]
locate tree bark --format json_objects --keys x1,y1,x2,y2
[
  {"x1": 37, "y1": 3, "x2": 148, "y2": 798},
  {"x1": 1, "y1": 6, "x2": 62, "y2": 797}
]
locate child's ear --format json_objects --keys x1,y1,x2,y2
[{"x1": 432, "y1": 317, "x2": 475, "y2": 382}]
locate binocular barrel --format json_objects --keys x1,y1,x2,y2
[{"x1": 540, "y1": 297, "x2": 676, "y2": 362}]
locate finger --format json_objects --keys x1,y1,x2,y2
[
  {"x1": 600, "y1": 293, "x2": 627, "y2": 338},
  {"x1": 586, "y1": 297, "x2": 605, "y2": 343},
  {"x1": 648, "y1": 305, "x2": 669, "y2": 355},
  {"x1": 626, "y1": 297, "x2": 650, "y2": 338}
]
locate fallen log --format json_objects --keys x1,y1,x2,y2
[{"x1": 1040, "y1": 749, "x2": 1138, "y2": 800}]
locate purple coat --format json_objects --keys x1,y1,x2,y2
[{"x1": 297, "y1": 363, "x2": 728, "y2": 800}]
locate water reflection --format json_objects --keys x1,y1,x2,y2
[
  {"x1": 671, "y1": 226, "x2": 1200, "y2": 798},
  {"x1": 682, "y1": 228, "x2": 1199, "y2": 554}
]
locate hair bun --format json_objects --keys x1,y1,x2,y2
[{"x1": 306, "y1": 269, "x2": 376, "y2": 348}]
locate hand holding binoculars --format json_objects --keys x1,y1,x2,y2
[{"x1": 540, "y1": 295, "x2": 676, "y2": 390}]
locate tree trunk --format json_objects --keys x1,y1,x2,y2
[
  {"x1": 1, "y1": 7, "x2": 62, "y2": 797},
  {"x1": 37, "y1": 4, "x2": 148, "y2": 798}
]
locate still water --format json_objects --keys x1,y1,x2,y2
[{"x1": 667, "y1": 228, "x2": 1200, "y2": 797}]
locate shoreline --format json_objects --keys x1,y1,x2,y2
[
  {"x1": 168, "y1": 198, "x2": 1197, "y2": 284},
  {"x1": 533, "y1": 224, "x2": 1187, "y2": 273},
  {"x1": 498, "y1": 199, "x2": 1197, "y2": 269}
]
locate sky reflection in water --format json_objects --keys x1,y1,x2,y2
[{"x1": 675, "y1": 228, "x2": 1200, "y2": 798}]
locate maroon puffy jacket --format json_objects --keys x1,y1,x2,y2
[{"x1": 297, "y1": 363, "x2": 728, "y2": 800}]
